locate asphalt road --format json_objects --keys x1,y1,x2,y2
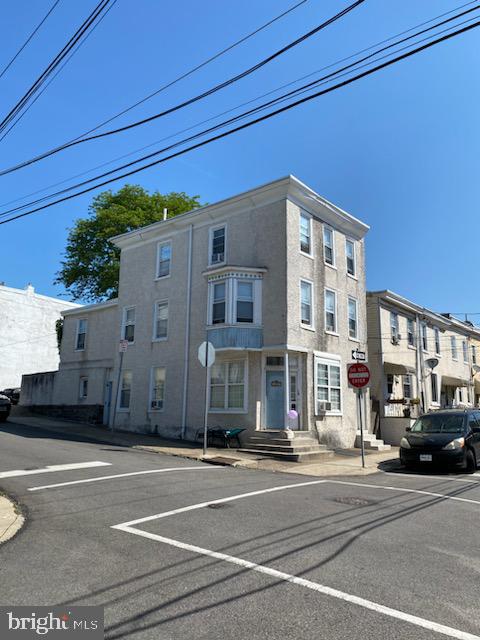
[{"x1": 1, "y1": 418, "x2": 480, "y2": 640}]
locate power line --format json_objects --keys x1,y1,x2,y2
[
  {"x1": 1, "y1": 18, "x2": 479, "y2": 227},
  {"x1": 0, "y1": 0, "x2": 114, "y2": 139},
  {"x1": 2, "y1": 0, "x2": 478, "y2": 210},
  {"x1": 0, "y1": 10, "x2": 477, "y2": 221},
  {"x1": 0, "y1": 0, "x2": 61, "y2": 81},
  {"x1": 0, "y1": 0, "x2": 118, "y2": 144},
  {"x1": 0, "y1": 0, "x2": 365, "y2": 174}
]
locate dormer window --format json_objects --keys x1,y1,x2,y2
[
  {"x1": 212, "y1": 283, "x2": 226, "y2": 324},
  {"x1": 209, "y1": 226, "x2": 226, "y2": 265}
]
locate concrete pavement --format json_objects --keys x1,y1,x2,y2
[
  {"x1": 0, "y1": 494, "x2": 24, "y2": 545},
  {"x1": 9, "y1": 409, "x2": 399, "y2": 477}
]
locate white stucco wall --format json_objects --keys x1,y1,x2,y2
[{"x1": 0, "y1": 284, "x2": 79, "y2": 389}]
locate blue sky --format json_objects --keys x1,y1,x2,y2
[{"x1": 0, "y1": 0, "x2": 479, "y2": 317}]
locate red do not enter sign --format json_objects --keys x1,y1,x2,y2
[{"x1": 347, "y1": 363, "x2": 370, "y2": 388}]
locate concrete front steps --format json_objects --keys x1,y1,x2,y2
[
  {"x1": 354, "y1": 431, "x2": 391, "y2": 451},
  {"x1": 239, "y1": 430, "x2": 334, "y2": 463}
]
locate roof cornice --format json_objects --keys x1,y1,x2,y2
[{"x1": 110, "y1": 175, "x2": 369, "y2": 250}]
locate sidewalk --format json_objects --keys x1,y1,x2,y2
[
  {"x1": 7, "y1": 410, "x2": 399, "y2": 477},
  {"x1": 0, "y1": 494, "x2": 24, "y2": 545}
]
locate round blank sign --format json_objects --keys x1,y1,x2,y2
[{"x1": 198, "y1": 341, "x2": 215, "y2": 367}]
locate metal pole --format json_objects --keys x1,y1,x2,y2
[
  {"x1": 358, "y1": 388, "x2": 365, "y2": 468},
  {"x1": 111, "y1": 349, "x2": 124, "y2": 433},
  {"x1": 203, "y1": 341, "x2": 209, "y2": 456}
]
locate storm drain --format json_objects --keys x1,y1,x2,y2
[{"x1": 334, "y1": 496, "x2": 376, "y2": 507}]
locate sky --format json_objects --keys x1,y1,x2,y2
[{"x1": 0, "y1": 0, "x2": 479, "y2": 318}]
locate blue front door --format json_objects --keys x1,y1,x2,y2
[{"x1": 266, "y1": 371, "x2": 284, "y2": 428}]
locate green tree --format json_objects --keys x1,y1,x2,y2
[{"x1": 55, "y1": 185, "x2": 202, "y2": 302}]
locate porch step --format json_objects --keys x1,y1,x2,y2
[
  {"x1": 240, "y1": 430, "x2": 334, "y2": 463},
  {"x1": 238, "y1": 447, "x2": 334, "y2": 463},
  {"x1": 354, "y1": 431, "x2": 391, "y2": 451}
]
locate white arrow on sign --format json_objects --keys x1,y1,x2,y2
[{"x1": 198, "y1": 341, "x2": 215, "y2": 368}]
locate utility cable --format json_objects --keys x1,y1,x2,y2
[
  {"x1": 0, "y1": 0, "x2": 61, "y2": 81},
  {"x1": 0, "y1": 0, "x2": 365, "y2": 173},
  {"x1": 1, "y1": 18, "x2": 478, "y2": 226}
]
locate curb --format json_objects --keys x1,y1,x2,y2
[{"x1": 0, "y1": 492, "x2": 25, "y2": 546}]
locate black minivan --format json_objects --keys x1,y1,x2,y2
[{"x1": 399, "y1": 409, "x2": 480, "y2": 473}]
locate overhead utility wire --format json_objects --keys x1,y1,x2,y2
[
  {"x1": 72, "y1": 0, "x2": 309, "y2": 139},
  {"x1": 0, "y1": 0, "x2": 365, "y2": 175},
  {"x1": 0, "y1": 0, "x2": 62, "y2": 81},
  {"x1": 0, "y1": 19, "x2": 479, "y2": 226},
  {"x1": 0, "y1": 0, "x2": 118, "y2": 143},
  {"x1": 1, "y1": 7, "x2": 478, "y2": 219},
  {"x1": 0, "y1": 0, "x2": 113, "y2": 138},
  {"x1": 3, "y1": 0, "x2": 478, "y2": 210},
  {"x1": 0, "y1": 0, "x2": 299, "y2": 147}
]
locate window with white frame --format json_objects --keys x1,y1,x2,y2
[
  {"x1": 434, "y1": 327, "x2": 441, "y2": 354},
  {"x1": 300, "y1": 280, "x2": 313, "y2": 327},
  {"x1": 210, "y1": 361, "x2": 246, "y2": 411},
  {"x1": 315, "y1": 357, "x2": 341, "y2": 413},
  {"x1": 150, "y1": 367, "x2": 165, "y2": 410},
  {"x1": 422, "y1": 323, "x2": 428, "y2": 351},
  {"x1": 212, "y1": 282, "x2": 226, "y2": 324},
  {"x1": 348, "y1": 297, "x2": 358, "y2": 340},
  {"x1": 123, "y1": 307, "x2": 136, "y2": 343},
  {"x1": 451, "y1": 336, "x2": 458, "y2": 360},
  {"x1": 236, "y1": 281, "x2": 253, "y2": 323},
  {"x1": 325, "y1": 289, "x2": 337, "y2": 333},
  {"x1": 156, "y1": 241, "x2": 171, "y2": 278},
  {"x1": 407, "y1": 318, "x2": 415, "y2": 347},
  {"x1": 153, "y1": 301, "x2": 168, "y2": 340},
  {"x1": 431, "y1": 372, "x2": 439, "y2": 403},
  {"x1": 403, "y1": 374, "x2": 412, "y2": 399},
  {"x1": 119, "y1": 371, "x2": 132, "y2": 409},
  {"x1": 323, "y1": 226, "x2": 335, "y2": 266},
  {"x1": 345, "y1": 239, "x2": 356, "y2": 277},
  {"x1": 75, "y1": 318, "x2": 87, "y2": 350},
  {"x1": 472, "y1": 345, "x2": 477, "y2": 365},
  {"x1": 79, "y1": 376, "x2": 88, "y2": 399},
  {"x1": 390, "y1": 312, "x2": 399, "y2": 341},
  {"x1": 299, "y1": 212, "x2": 311, "y2": 255},
  {"x1": 209, "y1": 226, "x2": 225, "y2": 265},
  {"x1": 463, "y1": 340, "x2": 468, "y2": 363}
]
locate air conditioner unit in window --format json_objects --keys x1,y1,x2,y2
[
  {"x1": 212, "y1": 253, "x2": 224, "y2": 264},
  {"x1": 151, "y1": 400, "x2": 163, "y2": 410},
  {"x1": 318, "y1": 401, "x2": 332, "y2": 412}
]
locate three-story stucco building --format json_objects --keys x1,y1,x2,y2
[{"x1": 22, "y1": 176, "x2": 370, "y2": 448}]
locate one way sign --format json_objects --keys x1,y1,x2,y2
[{"x1": 351, "y1": 349, "x2": 366, "y2": 361}]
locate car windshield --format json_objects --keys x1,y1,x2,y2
[{"x1": 411, "y1": 414, "x2": 465, "y2": 434}]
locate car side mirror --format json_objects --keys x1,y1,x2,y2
[{"x1": 405, "y1": 426, "x2": 411, "y2": 432}]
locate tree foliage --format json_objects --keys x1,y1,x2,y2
[{"x1": 55, "y1": 185, "x2": 202, "y2": 302}]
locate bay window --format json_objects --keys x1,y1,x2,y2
[
  {"x1": 236, "y1": 281, "x2": 253, "y2": 323},
  {"x1": 212, "y1": 282, "x2": 226, "y2": 324},
  {"x1": 208, "y1": 275, "x2": 262, "y2": 325}
]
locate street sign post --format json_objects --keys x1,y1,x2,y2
[
  {"x1": 347, "y1": 362, "x2": 370, "y2": 468},
  {"x1": 351, "y1": 349, "x2": 366, "y2": 361},
  {"x1": 198, "y1": 341, "x2": 216, "y2": 455}
]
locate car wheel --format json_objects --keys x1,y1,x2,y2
[
  {"x1": 0, "y1": 415, "x2": 7, "y2": 423},
  {"x1": 465, "y1": 449, "x2": 476, "y2": 474}
]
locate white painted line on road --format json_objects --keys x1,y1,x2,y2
[
  {"x1": 115, "y1": 479, "x2": 327, "y2": 528},
  {"x1": 28, "y1": 466, "x2": 223, "y2": 491},
  {"x1": 114, "y1": 524, "x2": 480, "y2": 640},
  {"x1": 327, "y1": 480, "x2": 480, "y2": 506},
  {"x1": 383, "y1": 471, "x2": 480, "y2": 485},
  {"x1": 0, "y1": 461, "x2": 111, "y2": 479},
  {"x1": 112, "y1": 479, "x2": 480, "y2": 640}
]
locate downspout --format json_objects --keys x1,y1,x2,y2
[
  {"x1": 181, "y1": 224, "x2": 193, "y2": 438},
  {"x1": 416, "y1": 314, "x2": 426, "y2": 412}
]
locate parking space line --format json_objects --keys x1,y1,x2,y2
[
  {"x1": 0, "y1": 461, "x2": 111, "y2": 479},
  {"x1": 112, "y1": 479, "x2": 480, "y2": 640},
  {"x1": 327, "y1": 480, "x2": 480, "y2": 506},
  {"x1": 383, "y1": 471, "x2": 480, "y2": 485},
  {"x1": 28, "y1": 466, "x2": 223, "y2": 491}
]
